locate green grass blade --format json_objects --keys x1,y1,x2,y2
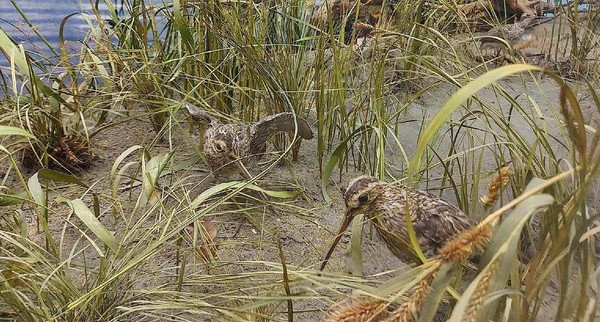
[
  {"x1": 351, "y1": 214, "x2": 364, "y2": 277},
  {"x1": 0, "y1": 29, "x2": 29, "y2": 74},
  {"x1": 190, "y1": 181, "x2": 300, "y2": 208},
  {"x1": 138, "y1": 152, "x2": 174, "y2": 207},
  {"x1": 321, "y1": 125, "x2": 371, "y2": 203},
  {"x1": 0, "y1": 125, "x2": 36, "y2": 140},
  {"x1": 407, "y1": 64, "x2": 544, "y2": 185},
  {"x1": 69, "y1": 198, "x2": 120, "y2": 253},
  {"x1": 38, "y1": 169, "x2": 89, "y2": 188}
]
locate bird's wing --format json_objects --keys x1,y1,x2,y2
[
  {"x1": 250, "y1": 112, "x2": 313, "y2": 153},
  {"x1": 185, "y1": 103, "x2": 216, "y2": 124},
  {"x1": 481, "y1": 25, "x2": 507, "y2": 43},
  {"x1": 409, "y1": 190, "x2": 474, "y2": 250},
  {"x1": 486, "y1": 26, "x2": 502, "y2": 38}
]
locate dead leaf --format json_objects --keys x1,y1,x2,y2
[
  {"x1": 1, "y1": 269, "x2": 26, "y2": 288},
  {"x1": 186, "y1": 219, "x2": 218, "y2": 262}
]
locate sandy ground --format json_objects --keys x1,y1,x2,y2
[
  {"x1": 9, "y1": 76, "x2": 597, "y2": 320},
  {"x1": 2, "y1": 13, "x2": 600, "y2": 321}
]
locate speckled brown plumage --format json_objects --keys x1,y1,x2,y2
[
  {"x1": 310, "y1": 0, "x2": 353, "y2": 29},
  {"x1": 185, "y1": 103, "x2": 313, "y2": 179},
  {"x1": 311, "y1": 0, "x2": 385, "y2": 44},
  {"x1": 320, "y1": 175, "x2": 475, "y2": 270},
  {"x1": 481, "y1": 12, "x2": 535, "y2": 47}
]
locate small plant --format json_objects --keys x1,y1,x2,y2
[
  {"x1": 0, "y1": 32, "x2": 94, "y2": 171},
  {"x1": 562, "y1": 1, "x2": 600, "y2": 78},
  {"x1": 18, "y1": 105, "x2": 95, "y2": 171},
  {"x1": 0, "y1": 1, "x2": 124, "y2": 171}
]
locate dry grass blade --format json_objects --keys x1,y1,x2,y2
[
  {"x1": 449, "y1": 179, "x2": 556, "y2": 321},
  {"x1": 559, "y1": 85, "x2": 587, "y2": 164},
  {"x1": 277, "y1": 238, "x2": 294, "y2": 322}
]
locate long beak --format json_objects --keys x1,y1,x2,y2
[
  {"x1": 234, "y1": 157, "x2": 270, "y2": 201},
  {"x1": 319, "y1": 209, "x2": 354, "y2": 271},
  {"x1": 235, "y1": 158, "x2": 253, "y2": 181}
]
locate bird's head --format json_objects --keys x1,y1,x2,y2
[
  {"x1": 319, "y1": 175, "x2": 382, "y2": 271},
  {"x1": 520, "y1": 12, "x2": 535, "y2": 21},
  {"x1": 366, "y1": 11, "x2": 380, "y2": 27},
  {"x1": 204, "y1": 130, "x2": 236, "y2": 162},
  {"x1": 343, "y1": 175, "x2": 381, "y2": 216}
]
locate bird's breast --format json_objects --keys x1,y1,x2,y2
[
  {"x1": 232, "y1": 136, "x2": 255, "y2": 164},
  {"x1": 369, "y1": 203, "x2": 409, "y2": 238}
]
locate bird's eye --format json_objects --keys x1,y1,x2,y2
[
  {"x1": 214, "y1": 143, "x2": 223, "y2": 152},
  {"x1": 358, "y1": 194, "x2": 368, "y2": 204}
]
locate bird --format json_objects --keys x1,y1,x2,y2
[
  {"x1": 320, "y1": 175, "x2": 475, "y2": 271},
  {"x1": 311, "y1": 0, "x2": 383, "y2": 45},
  {"x1": 480, "y1": 12, "x2": 536, "y2": 52},
  {"x1": 185, "y1": 103, "x2": 314, "y2": 180},
  {"x1": 310, "y1": 0, "x2": 353, "y2": 31},
  {"x1": 354, "y1": 11, "x2": 381, "y2": 45}
]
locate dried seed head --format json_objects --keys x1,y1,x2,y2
[
  {"x1": 464, "y1": 257, "x2": 500, "y2": 322},
  {"x1": 438, "y1": 223, "x2": 492, "y2": 263},
  {"x1": 385, "y1": 273, "x2": 435, "y2": 322},
  {"x1": 327, "y1": 299, "x2": 388, "y2": 322},
  {"x1": 480, "y1": 166, "x2": 511, "y2": 208}
]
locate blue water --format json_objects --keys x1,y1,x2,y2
[
  {"x1": 0, "y1": 1, "x2": 120, "y2": 96},
  {"x1": 0, "y1": 0, "x2": 591, "y2": 69},
  {"x1": 546, "y1": 1, "x2": 590, "y2": 17},
  {"x1": 0, "y1": 0, "x2": 116, "y2": 66}
]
